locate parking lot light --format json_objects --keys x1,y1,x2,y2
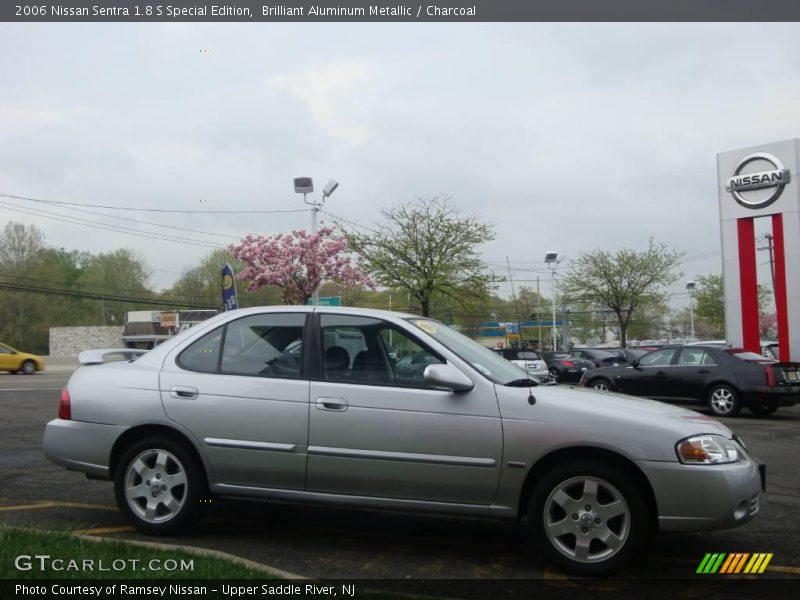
[{"x1": 545, "y1": 252, "x2": 559, "y2": 351}]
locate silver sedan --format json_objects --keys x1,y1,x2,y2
[{"x1": 44, "y1": 306, "x2": 763, "y2": 575}]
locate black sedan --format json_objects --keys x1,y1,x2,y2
[
  {"x1": 580, "y1": 345, "x2": 800, "y2": 417},
  {"x1": 569, "y1": 348, "x2": 629, "y2": 368},
  {"x1": 602, "y1": 347, "x2": 648, "y2": 363},
  {"x1": 542, "y1": 352, "x2": 594, "y2": 383}
]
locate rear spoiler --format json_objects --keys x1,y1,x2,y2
[{"x1": 78, "y1": 348, "x2": 149, "y2": 365}]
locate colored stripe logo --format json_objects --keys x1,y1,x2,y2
[{"x1": 697, "y1": 553, "x2": 773, "y2": 574}]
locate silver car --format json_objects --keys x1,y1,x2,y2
[{"x1": 44, "y1": 306, "x2": 763, "y2": 575}]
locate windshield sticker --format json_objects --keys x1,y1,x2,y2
[{"x1": 416, "y1": 320, "x2": 437, "y2": 334}]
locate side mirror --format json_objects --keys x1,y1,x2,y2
[
  {"x1": 630, "y1": 359, "x2": 640, "y2": 368},
  {"x1": 424, "y1": 363, "x2": 474, "y2": 392}
]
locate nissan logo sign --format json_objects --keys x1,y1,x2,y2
[{"x1": 726, "y1": 152, "x2": 791, "y2": 210}]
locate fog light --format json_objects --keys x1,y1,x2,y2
[{"x1": 733, "y1": 499, "x2": 748, "y2": 520}]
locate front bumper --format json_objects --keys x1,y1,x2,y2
[
  {"x1": 43, "y1": 419, "x2": 127, "y2": 480},
  {"x1": 638, "y1": 456, "x2": 762, "y2": 532}
]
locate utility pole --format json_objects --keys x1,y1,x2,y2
[
  {"x1": 536, "y1": 276, "x2": 542, "y2": 352},
  {"x1": 757, "y1": 233, "x2": 776, "y2": 298}
]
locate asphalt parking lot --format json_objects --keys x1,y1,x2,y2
[{"x1": 1, "y1": 367, "x2": 799, "y2": 593}]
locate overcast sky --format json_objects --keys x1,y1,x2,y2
[{"x1": 1, "y1": 22, "x2": 798, "y2": 309}]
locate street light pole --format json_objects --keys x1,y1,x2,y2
[
  {"x1": 294, "y1": 177, "x2": 338, "y2": 306},
  {"x1": 686, "y1": 280, "x2": 696, "y2": 341},
  {"x1": 545, "y1": 251, "x2": 559, "y2": 351}
]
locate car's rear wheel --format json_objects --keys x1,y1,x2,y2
[
  {"x1": 20, "y1": 360, "x2": 35, "y2": 375},
  {"x1": 748, "y1": 403, "x2": 778, "y2": 416},
  {"x1": 528, "y1": 460, "x2": 649, "y2": 576},
  {"x1": 707, "y1": 384, "x2": 741, "y2": 417},
  {"x1": 114, "y1": 438, "x2": 206, "y2": 535},
  {"x1": 591, "y1": 379, "x2": 611, "y2": 392}
]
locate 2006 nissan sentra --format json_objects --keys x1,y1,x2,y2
[{"x1": 44, "y1": 306, "x2": 764, "y2": 575}]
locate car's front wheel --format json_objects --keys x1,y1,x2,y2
[
  {"x1": 114, "y1": 438, "x2": 206, "y2": 535},
  {"x1": 590, "y1": 379, "x2": 612, "y2": 392},
  {"x1": 707, "y1": 384, "x2": 741, "y2": 417},
  {"x1": 528, "y1": 460, "x2": 649, "y2": 575}
]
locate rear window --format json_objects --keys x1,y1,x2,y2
[
  {"x1": 516, "y1": 351, "x2": 541, "y2": 360},
  {"x1": 729, "y1": 350, "x2": 774, "y2": 362}
]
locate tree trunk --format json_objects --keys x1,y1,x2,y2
[{"x1": 420, "y1": 297, "x2": 430, "y2": 317}]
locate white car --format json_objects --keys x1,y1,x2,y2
[{"x1": 495, "y1": 348, "x2": 550, "y2": 382}]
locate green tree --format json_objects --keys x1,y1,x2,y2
[
  {"x1": 692, "y1": 274, "x2": 771, "y2": 340},
  {"x1": 346, "y1": 197, "x2": 496, "y2": 317},
  {"x1": 559, "y1": 239, "x2": 684, "y2": 347},
  {"x1": 0, "y1": 222, "x2": 46, "y2": 349},
  {"x1": 78, "y1": 249, "x2": 151, "y2": 324},
  {"x1": 167, "y1": 248, "x2": 282, "y2": 309}
]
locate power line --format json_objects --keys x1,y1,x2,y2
[
  {"x1": 0, "y1": 201, "x2": 223, "y2": 249},
  {"x1": 0, "y1": 281, "x2": 217, "y2": 310},
  {"x1": 0, "y1": 192, "x2": 313, "y2": 215},
  {"x1": 320, "y1": 210, "x2": 382, "y2": 235},
  {"x1": 0, "y1": 195, "x2": 241, "y2": 241}
]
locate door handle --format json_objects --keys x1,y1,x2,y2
[
  {"x1": 654, "y1": 371, "x2": 666, "y2": 379},
  {"x1": 315, "y1": 397, "x2": 348, "y2": 411},
  {"x1": 698, "y1": 368, "x2": 710, "y2": 374},
  {"x1": 170, "y1": 385, "x2": 199, "y2": 399}
]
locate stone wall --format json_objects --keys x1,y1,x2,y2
[{"x1": 49, "y1": 326, "x2": 125, "y2": 356}]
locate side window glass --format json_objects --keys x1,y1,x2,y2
[
  {"x1": 320, "y1": 314, "x2": 444, "y2": 387},
  {"x1": 639, "y1": 349, "x2": 676, "y2": 367},
  {"x1": 177, "y1": 328, "x2": 223, "y2": 373},
  {"x1": 221, "y1": 313, "x2": 305, "y2": 378},
  {"x1": 678, "y1": 349, "x2": 706, "y2": 366},
  {"x1": 380, "y1": 327, "x2": 444, "y2": 387}
]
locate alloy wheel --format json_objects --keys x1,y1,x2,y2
[
  {"x1": 124, "y1": 449, "x2": 188, "y2": 524},
  {"x1": 543, "y1": 476, "x2": 630, "y2": 564}
]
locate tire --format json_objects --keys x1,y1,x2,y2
[
  {"x1": 591, "y1": 379, "x2": 611, "y2": 392},
  {"x1": 20, "y1": 360, "x2": 36, "y2": 375},
  {"x1": 707, "y1": 384, "x2": 741, "y2": 417},
  {"x1": 549, "y1": 368, "x2": 561, "y2": 383},
  {"x1": 748, "y1": 403, "x2": 778, "y2": 416},
  {"x1": 527, "y1": 460, "x2": 650, "y2": 576},
  {"x1": 114, "y1": 437, "x2": 207, "y2": 535}
]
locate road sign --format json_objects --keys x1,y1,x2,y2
[{"x1": 307, "y1": 296, "x2": 342, "y2": 306}]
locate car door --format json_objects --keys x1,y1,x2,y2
[
  {"x1": 307, "y1": 313, "x2": 503, "y2": 505},
  {"x1": 160, "y1": 312, "x2": 310, "y2": 489},
  {"x1": 0, "y1": 344, "x2": 14, "y2": 371},
  {"x1": 668, "y1": 348, "x2": 718, "y2": 402},
  {"x1": 616, "y1": 348, "x2": 678, "y2": 397}
]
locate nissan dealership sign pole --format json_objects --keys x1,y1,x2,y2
[{"x1": 717, "y1": 140, "x2": 798, "y2": 361}]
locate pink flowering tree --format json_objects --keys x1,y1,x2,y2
[{"x1": 229, "y1": 226, "x2": 374, "y2": 305}]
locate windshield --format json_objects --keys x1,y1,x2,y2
[{"x1": 406, "y1": 318, "x2": 527, "y2": 385}]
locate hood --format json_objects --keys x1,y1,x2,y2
[{"x1": 495, "y1": 383, "x2": 733, "y2": 462}]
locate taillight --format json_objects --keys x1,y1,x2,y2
[
  {"x1": 59, "y1": 388, "x2": 71, "y2": 420},
  {"x1": 765, "y1": 366, "x2": 777, "y2": 387},
  {"x1": 561, "y1": 360, "x2": 575, "y2": 367}
]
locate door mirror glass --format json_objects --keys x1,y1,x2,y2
[{"x1": 423, "y1": 363, "x2": 474, "y2": 392}]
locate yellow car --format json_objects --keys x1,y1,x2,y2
[{"x1": 0, "y1": 343, "x2": 45, "y2": 374}]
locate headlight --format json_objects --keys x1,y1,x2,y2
[{"x1": 676, "y1": 435, "x2": 744, "y2": 465}]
